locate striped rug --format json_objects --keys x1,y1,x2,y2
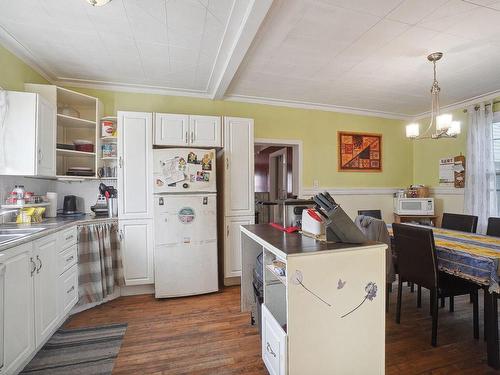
[{"x1": 21, "y1": 323, "x2": 127, "y2": 375}]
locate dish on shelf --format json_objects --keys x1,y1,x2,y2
[
  {"x1": 58, "y1": 105, "x2": 80, "y2": 118},
  {"x1": 72, "y1": 139, "x2": 94, "y2": 153},
  {"x1": 72, "y1": 139, "x2": 93, "y2": 145},
  {"x1": 56, "y1": 143, "x2": 75, "y2": 150}
]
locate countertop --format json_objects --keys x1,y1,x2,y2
[
  {"x1": 0, "y1": 215, "x2": 117, "y2": 252},
  {"x1": 241, "y1": 224, "x2": 382, "y2": 258}
]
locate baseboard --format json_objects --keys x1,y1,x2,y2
[
  {"x1": 120, "y1": 284, "x2": 155, "y2": 296},
  {"x1": 224, "y1": 276, "x2": 241, "y2": 286}
]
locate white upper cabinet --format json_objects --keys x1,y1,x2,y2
[
  {"x1": 153, "y1": 113, "x2": 222, "y2": 148},
  {"x1": 154, "y1": 113, "x2": 189, "y2": 146},
  {"x1": 224, "y1": 117, "x2": 255, "y2": 217},
  {"x1": 0, "y1": 91, "x2": 56, "y2": 177},
  {"x1": 118, "y1": 111, "x2": 153, "y2": 220},
  {"x1": 190, "y1": 115, "x2": 222, "y2": 147}
]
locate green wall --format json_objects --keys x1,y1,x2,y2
[
  {"x1": 69, "y1": 87, "x2": 413, "y2": 188},
  {"x1": 0, "y1": 44, "x2": 48, "y2": 90}
]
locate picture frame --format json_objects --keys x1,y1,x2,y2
[{"x1": 338, "y1": 131, "x2": 382, "y2": 172}]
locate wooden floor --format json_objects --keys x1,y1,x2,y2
[{"x1": 65, "y1": 285, "x2": 498, "y2": 374}]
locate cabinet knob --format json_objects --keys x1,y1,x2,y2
[
  {"x1": 67, "y1": 285, "x2": 75, "y2": 294},
  {"x1": 38, "y1": 149, "x2": 43, "y2": 163},
  {"x1": 119, "y1": 229, "x2": 124, "y2": 241}
]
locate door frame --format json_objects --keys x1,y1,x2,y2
[{"x1": 255, "y1": 138, "x2": 303, "y2": 198}]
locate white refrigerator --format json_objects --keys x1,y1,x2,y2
[{"x1": 153, "y1": 148, "x2": 218, "y2": 298}]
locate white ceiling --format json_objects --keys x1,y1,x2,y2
[
  {"x1": 227, "y1": 0, "x2": 500, "y2": 117},
  {"x1": 0, "y1": 0, "x2": 266, "y2": 96},
  {"x1": 2, "y1": 0, "x2": 500, "y2": 118}
]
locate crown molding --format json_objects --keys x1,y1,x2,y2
[
  {"x1": 224, "y1": 94, "x2": 412, "y2": 121},
  {"x1": 412, "y1": 89, "x2": 500, "y2": 120},
  {"x1": 0, "y1": 24, "x2": 54, "y2": 83},
  {"x1": 52, "y1": 78, "x2": 213, "y2": 99}
]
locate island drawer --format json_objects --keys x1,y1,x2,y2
[
  {"x1": 262, "y1": 303, "x2": 287, "y2": 375},
  {"x1": 59, "y1": 244, "x2": 77, "y2": 275}
]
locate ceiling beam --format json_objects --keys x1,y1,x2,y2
[{"x1": 208, "y1": 0, "x2": 273, "y2": 100}]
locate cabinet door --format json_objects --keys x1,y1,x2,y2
[
  {"x1": 190, "y1": 115, "x2": 222, "y2": 147},
  {"x1": 1, "y1": 243, "x2": 35, "y2": 374},
  {"x1": 118, "y1": 111, "x2": 153, "y2": 219},
  {"x1": 119, "y1": 219, "x2": 154, "y2": 285},
  {"x1": 224, "y1": 117, "x2": 254, "y2": 216},
  {"x1": 154, "y1": 113, "x2": 189, "y2": 146},
  {"x1": 36, "y1": 95, "x2": 56, "y2": 177},
  {"x1": 224, "y1": 215, "x2": 255, "y2": 278},
  {"x1": 33, "y1": 234, "x2": 59, "y2": 347}
]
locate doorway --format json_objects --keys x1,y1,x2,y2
[{"x1": 254, "y1": 139, "x2": 302, "y2": 223}]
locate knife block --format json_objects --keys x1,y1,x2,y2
[{"x1": 324, "y1": 205, "x2": 366, "y2": 244}]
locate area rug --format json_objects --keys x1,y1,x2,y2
[{"x1": 21, "y1": 323, "x2": 127, "y2": 375}]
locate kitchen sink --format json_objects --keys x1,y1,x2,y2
[{"x1": 0, "y1": 227, "x2": 46, "y2": 245}]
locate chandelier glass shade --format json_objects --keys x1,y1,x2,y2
[
  {"x1": 406, "y1": 52, "x2": 460, "y2": 140},
  {"x1": 85, "y1": 0, "x2": 112, "y2": 6}
]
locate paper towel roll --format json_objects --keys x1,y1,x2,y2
[{"x1": 46, "y1": 192, "x2": 57, "y2": 218}]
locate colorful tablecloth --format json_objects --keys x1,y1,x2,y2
[{"x1": 388, "y1": 224, "x2": 500, "y2": 293}]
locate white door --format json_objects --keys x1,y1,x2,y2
[
  {"x1": 190, "y1": 115, "x2": 222, "y2": 148},
  {"x1": 224, "y1": 117, "x2": 255, "y2": 217},
  {"x1": 118, "y1": 111, "x2": 153, "y2": 219},
  {"x1": 33, "y1": 234, "x2": 59, "y2": 347},
  {"x1": 154, "y1": 194, "x2": 218, "y2": 297},
  {"x1": 119, "y1": 219, "x2": 154, "y2": 285},
  {"x1": 36, "y1": 96, "x2": 56, "y2": 177},
  {"x1": 269, "y1": 148, "x2": 288, "y2": 201},
  {"x1": 224, "y1": 215, "x2": 255, "y2": 278},
  {"x1": 1, "y1": 243, "x2": 35, "y2": 374},
  {"x1": 154, "y1": 113, "x2": 189, "y2": 146}
]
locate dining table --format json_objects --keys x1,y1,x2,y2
[{"x1": 387, "y1": 224, "x2": 500, "y2": 370}]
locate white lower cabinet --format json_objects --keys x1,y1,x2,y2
[
  {"x1": 0, "y1": 227, "x2": 79, "y2": 375},
  {"x1": 1, "y1": 243, "x2": 35, "y2": 375},
  {"x1": 119, "y1": 219, "x2": 154, "y2": 285},
  {"x1": 262, "y1": 304, "x2": 287, "y2": 375},
  {"x1": 33, "y1": 234, "x2": 59, "y2": 347},
  {"x1": 224, "y1": 215, "x2": 255, "y2": 279}
]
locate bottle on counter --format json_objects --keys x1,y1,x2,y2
[{"x1": 13, "y1": 185, "x2": 25, "y2": 206}]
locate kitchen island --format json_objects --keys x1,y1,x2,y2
[{"x1": 240, "y1": 224, "x2": 387, "y2": 375}]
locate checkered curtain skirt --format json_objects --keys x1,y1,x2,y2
[{"x1": 77, "y1": 222, "x2": 124, "y2": 306}]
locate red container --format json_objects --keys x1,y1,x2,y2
[{"x1": 75, "y1": 144, "x2": 94, "y2": 152}]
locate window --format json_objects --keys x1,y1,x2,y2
[{"x1": 492, "y1": 113, "x2": 500, "y2": 213}]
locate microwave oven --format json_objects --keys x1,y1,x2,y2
[{"x1": 393, "y1": 198, "x2": 434, "y2": 215}]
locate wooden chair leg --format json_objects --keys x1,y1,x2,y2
[
  {"x1": 440, "y1": 297, "x2": 445, "y2": 308},
  {"x1": 472, "y1": 289, "x2": 479, "y2": 339},
  {"x1": 410, "y1": 282, "x2": 415, "y2": 293},
  {"x1": 396, "y1": 278, "x2": 403, "y2": 324},
  {"x1": 431, "y1": 289, "x2": 439, "y2": 347},
  {"x1": 449, "y1": 296, "x2": 454, "y2": 312},
  {"x1": 417, "y1": 285, "x2": 422, "y2": 308}
]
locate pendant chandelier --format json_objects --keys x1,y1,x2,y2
[{"x1": 405, "y1": 52, "x2": 460, "y2": 140}]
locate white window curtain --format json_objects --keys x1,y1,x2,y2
[{"x1": 464, "y1": 102, "x2": 497, "y2": 233}]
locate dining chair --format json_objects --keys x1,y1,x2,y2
[
  {"x1": 392, "y1": 223, "x2": 480, "y2": 347},
  {"x1": 357, "y1": 209, "x2": 382, "y2": 219},
  {"x1": 486, "y1": 217, "x2": 500, "y2": 237},
  {"x1": 441, "y1": 213, "x2": 478, "y2": 233}
]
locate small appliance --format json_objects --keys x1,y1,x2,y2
[
  {"x1": 58, "y1": 195, "x2": 84, "y2": 216},
  {"x1": 394, "y1": 197, "x2": 434, "y2": 215},
  {"x1": 90, "y1": 195, "x2": 109, "y2": 217},
  {"x1": 273, "y1": 199, "x2": 315, "y2": 228}
]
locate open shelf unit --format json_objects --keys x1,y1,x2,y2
[
  {"x1": 99, "y1": 116, "x2": 118, "y2": 178},
  {"x1": 25, "y1": 84, "x2": 103, "y2": 179},
  {"x1": 263, "y1": 251, "x2": 288, "y2": 330}
]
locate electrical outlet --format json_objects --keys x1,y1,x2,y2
[{"x1": 313, "y1": 179, "x2": 319, "y2": 188}]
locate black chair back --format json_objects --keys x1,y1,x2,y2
[
  {"x1": 392, "y1": 223, "x2": 438, "y2": 290},
  {"x1": 441, "y1": 213, "x2": 478, "y2": 233},
  {"x1": 486, "y1": 217, "x2": 500, "y2": 237},
  {"x1": 357, "y1": 209, "x2": 382, "y2": 219}
]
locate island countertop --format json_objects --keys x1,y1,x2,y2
[{"x1": 241, "y1": 224, "x2": 382, "y2": 259}]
